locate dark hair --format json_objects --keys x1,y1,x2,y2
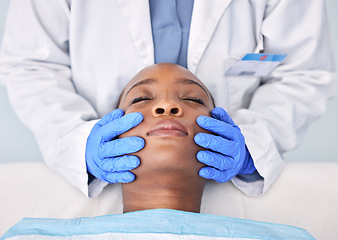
[
  {"x1": 210, "y1": 94, "x2": 216, "y2": 108},
  {"x1": 114, "y1": 91, "x2": 124, "y2": 109}
]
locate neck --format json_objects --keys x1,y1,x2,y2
[{"x1": 122, "y1": 171, "x2": 206, "y2": 213}]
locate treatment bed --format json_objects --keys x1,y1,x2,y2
[{"x1": 0, "y1": 162, "x2": 337, "y2": 239}]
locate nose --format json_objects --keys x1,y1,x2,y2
[{"x1": 152, "y1": 99, "x2": 183, "y2": 117}]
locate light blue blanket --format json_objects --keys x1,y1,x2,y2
[{"x1": 1, "y1": 209, "x2": 314, "y2": 240}]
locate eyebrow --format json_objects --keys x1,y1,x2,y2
[
  {"x1": 125, "y1": 78, "x2": 156, "y2": 96},
  {"x1": 175, "y1": 78, "x2": 209, "y2": 97},
  {"x1": 125, "y1": 77, "x2": 209, "y2": 98}
]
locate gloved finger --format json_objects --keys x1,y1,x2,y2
[
  {"x1": 199, "y1": 167, "x2": 234, "y2": 183},
  {"x1": 98, "y1": 109, "x2": 124, "y2": 126},
  {"x1": 87, "y1": 157, "x2": 137, "y2": 183},
  {"x1": 211, "y1": 107, "x2": 237, "y2": 128},
  {"x1": 99, "y1": 136, "x2": 145, "y2": 159},
  {"x1": 101, "y1": 171, "x2": 136, "y2": 184},
  {"x1": 194, "y1": 133, "x2": 239, "y2": 156},
  {"x1": 100, "y1": 155, "x2": 140, "y2": 172},
  {"x1": 100, "y1": 112, "x2": 143, "y2": 141},
  {"x1": 196, "y1": 115, "x2": 238, "y2": 140},
  {"x1": 196, "y1": 150, "x2": 236, "y2": 171}
]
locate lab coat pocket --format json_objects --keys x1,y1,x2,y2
[{"x1": 224, "y1": 54, "x2": 261, "y2": 114}]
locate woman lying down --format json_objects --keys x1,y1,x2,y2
[{"x1": 1, "y1": 64, "x2": 314, "y2": 240}]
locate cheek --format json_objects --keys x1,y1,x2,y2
[{"x1": 188, "y1": 108, "x2": 212, "y2": 134}]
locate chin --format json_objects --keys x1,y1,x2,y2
[{"x1": 131, "y1": 138, "x2": 204, "y2": 177}]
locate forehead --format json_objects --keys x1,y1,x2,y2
[{"x1": 124, "y1": 63, "x2": 209, "y2": 94}]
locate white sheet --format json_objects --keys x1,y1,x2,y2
[{"x1": 1, "y1": 209, "x2": 315, "y2": 240}]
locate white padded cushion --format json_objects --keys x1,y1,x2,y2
[{"x1": 0, "y1": 162, "x2": 337, "y2": 240}]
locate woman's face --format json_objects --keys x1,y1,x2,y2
[{"x1": 118, "y1": 63, "x2": 214, "y2": 177}]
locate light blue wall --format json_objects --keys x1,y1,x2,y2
[
  {"x1": 0, "y1": 0, "x2": 43, "y2": 163},
  {"x1": 281, "y1": 0, "x2": 338, "y2": 163},
  {"x1": 0, "y1": 0, "x2": 337, "y2": 163}
]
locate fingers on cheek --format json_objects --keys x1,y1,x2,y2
[
  {"x1": 98, "y1": 137, "x2": 145, "y2": 159},
  {"x1": 100, "y1": 156, "x2": 140, "y2": 172},
  {"x1": 199, "y1": 167, "x2": 231, "y2": 183},
  {"x1": 196, "y1": 151, "x2": 235, "y2": 170},
  {"x1": 105, "y1": 171, "x2": 136, "y2": 184}
]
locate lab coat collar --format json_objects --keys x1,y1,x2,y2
[
  {"x1": 115, "y1": 0, "x2": 154, "y2": 67},
  {"x1": 115, "y1": 0, "x2": 232, "y2": 72},
  {"x1": 188, "y1": 0, "x2": 232, "y2": 74}
]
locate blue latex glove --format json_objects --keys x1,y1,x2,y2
[
  {"x1": 194, "y1": 107, "x2": 256, "y2": 183},
  {"x1": 85, "y1": 109, "x2": 145, "y2": 184}
]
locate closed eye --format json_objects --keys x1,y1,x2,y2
[
  {"x1": 131, "y1": 96, "x2": 152, "y2": 104},
  {"x1": 183, "y1": 97, "x2": 204, "y2": 105}
]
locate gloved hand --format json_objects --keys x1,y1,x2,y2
[
  {"x1": 86, "y1": 109, "x2": 145, "y2": 184},
  {"x1": 194, "y1": 107, "x2": 256, "y2": 183}
]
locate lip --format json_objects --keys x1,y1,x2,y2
[{"x1": 147, "y1": 119, "x2": 188, "y2": 137}]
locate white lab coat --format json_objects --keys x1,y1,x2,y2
[{"x1": 0, "y1": 0, "x2": 337, "y2": 198}]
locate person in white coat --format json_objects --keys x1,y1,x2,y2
[{"x1": 0, "y1": 0, "x2": 337, "y2": 198}]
